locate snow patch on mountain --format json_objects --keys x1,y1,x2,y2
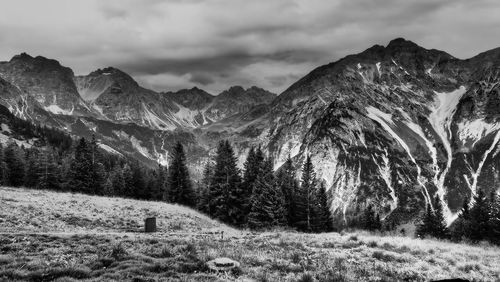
[
  {"x1": 466, "y1": 130, "x2": 500, "y2": 198},
  {"x1": 366, "y1": 106, "x2": 432, "y2": 207},
  {"x1": 372, "y1": 149, "x2": 398, "y2": 215},
  {"x1": 141, "y1": 103, "x2": 175, "y2": 130},
  {"x1": 1, "y1": 123, "x2": 11, "y2": 133},
  {"x1": 98, "y1": 143, "x2": 122, "y2": 156},
  {"x1": 172, "y1": 102, "x2": 201, "y2": 128},
  {"x1": 44, "y1": 104, "x2": 74, "y2": 115},
  {"x1": 457, "y1": 119, "x2": 500, "y2": 147}
]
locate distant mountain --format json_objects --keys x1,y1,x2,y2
[{"x1": 1, "y1": 38, "x2": 500, "y2": 227}]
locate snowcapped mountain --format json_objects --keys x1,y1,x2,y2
[{"x1": 1, "y1": 38, "x2": 499, "y2": 227}]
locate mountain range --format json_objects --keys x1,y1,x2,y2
[{"x1": 1, "y1": 38, "x2": 499, "y2": 227}]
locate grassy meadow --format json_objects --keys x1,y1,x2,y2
[{"x1": 1, "y1": 187, "x2": 499, "y2": 281}]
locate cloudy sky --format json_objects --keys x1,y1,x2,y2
[{"x1": 1, "y1": 0, "x2": 499, "y2": 94}]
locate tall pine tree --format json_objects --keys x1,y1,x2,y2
[
  {"x1": 197, "y1": 162, "x2": 213, "y2": 215},
  {"x1": 4, "y1": 142, "x2": 26, "y2": 187},
  {"x1": 469, "y1": 190, "x2": 491, "y2": 242},
  {"x1": 66, "y1": 138, "x2": 93, "y2": 193},
  {"x1": 0, "y1": 144, "x2": 6, "y2": 185},
  {"x1": 241, "y1": 146, "x2": 264, "y2": 222},
  {"x1": 209, "y1": 140, "x2": 244, "y2": 226},
  {"x1": 247, "y1": 158, "x2": 286, "y2": 229},
  {"x1": 276, "y1": 155, "x2": 299, "y2": 226},
  {"x1": 166, "y1": 142, "x2": 195, "y2": 206},
  {"x1": 313, "y1": 181, "x2": 334, "y2": 232},
  {"x1": 295, "y1": 155, "x2": 317, "y2": 232}
]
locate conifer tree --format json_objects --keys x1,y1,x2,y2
[
  {"x1": 0, "y1": 144, "x2": 7, "y2": 185},
  {"x1": 4, "y1": 142, "x2": 26, "y2": 187},
  {"x1": 89, "y1": 135, "x2": 106, "y2": 194},
  {"x1": 241, "y1": 146, "x2": 265, "y2": 221},
  {"x1": 122, "y1": 164, "x2": 135, "y2": 197},
  {"x1": 450, "y1": 197, "x2": 472, "y2": 241},
  {"x1": 295, "y1": 155, "x2": 317, "y2": 232},
  {"x1": 488, "y1": 192, "x2": 500, "y2": 244},
  {"x1": 36, "y1": 148, "x2": 60, "y2": 190},
  {"x1": 416, "y1": 203, "x2": 435, "y2": 238},
  {"x1": 197, "y1": 162, "x2": 213, "y2": 215},
  {"x1": 66, "y1": 138, "x2": 93, "y2": 193},
  {"x1": 103, "y1": 176, "x2": 114, "y2": 196},
  {"x1": 432, "y1": 195, "x2": 449, "y2": 239},
  {"x1": 24, "y1": 148, "x2": 39, "y2": 188},
  {"x1": 111, "y1": 166, "x2": 126, "y2": 196},
  {"x1": 150, "y1": 165, "x2": 166, "y2": 201},
  {"x1": 166, "y1": 142, "x2": 195, "y2": 206},
  {"x1": 247, "y1": 158, "x2": 286, "y2": 229},
  {"x1": 469, "y1": 190, "x2": 491, "y2": 242},
  {"x1": 362, "y1": 205, "x2": 376, "y2": 231},
  {"x1": 313, "y1": 182, "x2": 334, "y2": 232},
  {"x1": 209, "y1": 140, "x2": 244, "y2": 226},
  {"x1": 276, "y1": 155, "x2": 299, "y2": 226}
]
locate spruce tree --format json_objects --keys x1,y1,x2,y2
[
  {"x1": 432, "y1": 195, "x2": 449, "y2": 239},
  {"x1": 362, "y1": 205, "x2": 376, "y2": 231},
  {"x1": 111, "y1": 166, "x2": 126, "y2": 196},
  {"x1": 488, "y1": 192, "x2": 500, "y2": 245},
  {"x1": 416, "y1": 203, "x2": 435, "y2": 238},
  {"x1": 469, "y1": 190, "x2": 491, "y2": 242},
  {"x1": 209, "y1": 140, "x2": 244, "y2": 226},
  {"x1": 247, "y1": 158, "x2": 286, "y2": 229},
  {"x1": 89, "y1": 136, "x2": 106, "y2": 194},
  {"x1": 295, "y1": 155, "x2": 317, "y2": 232},
  {"x1": 4, "y1": 142, "x2": 26, "y2": 187},
  {"x1": 313, "y1": 182, "x2": 334, "y2": 232},
  {"x1": 0, "y1": 144, "x2": 7, "y2": 185},
  {"x1": 451, "y1": 198, "x2": 471, "y2": 241},
  {"x1": 151, "y1": 165, "x2": 166, "y2": 201},
  {"x1": 242, "y1": 146, "x2": 265, "y2": 221},
  {"x1": 197, "y1": 162, "x2": 213, "y2": 215},
  {"x1": 103, "y1": 176, "x2": 114, "y2": 196},
  {"x1": 276, "y1": 155, "x2": 299, "y2": 226},
  {"x1": 166, "y1": 142, "x2": 196, "y2": 206},
  {"x1": 36, "y1": 148, "x2": 60, "y2": 190},
  {"x1": 66, "y1": 138, "x2": 93, "y2": 193},
  {"x1": 24, "y1": 148, "x2": 39, "y2": 188}
]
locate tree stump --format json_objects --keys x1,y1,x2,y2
[{"x1": 145, "y1": 217, "x2": 156, "y2": 232}]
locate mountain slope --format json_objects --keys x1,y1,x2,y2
[{"x1": 259, "y1": 38, "x2": 500, "y2": 226}]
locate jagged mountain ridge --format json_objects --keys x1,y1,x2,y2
[
  {"x1": 0, "y1": 54, "x2": 276, "y2": 178},
  {"x1": 1, "y1": 38, "x2": 500, "y2": 227}
]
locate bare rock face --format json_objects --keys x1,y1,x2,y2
[{"x1": 206, "y1": 257, "x2": 240, "y2": 272}]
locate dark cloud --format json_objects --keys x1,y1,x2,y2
[
  {"x1": 190, "y1": 72, "x2": 214, "y2": 85},
  {"x1": 0, "y1": 0, "x2": 499, "y2": 94}
]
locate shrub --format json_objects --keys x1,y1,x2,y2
[{"x1": 111, "y1": 243, "x2": 128, "y2": 260}]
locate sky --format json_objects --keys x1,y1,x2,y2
[{"x1": 0, "y1": 0, "x2": 499, "y2": 94}]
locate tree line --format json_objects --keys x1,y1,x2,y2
[
  {"x1": 195, "y1": 142, "x2": 333, "y2": 232},
  {"x1": 416, "y1": 191, "x2": 500, "y2": 245}
]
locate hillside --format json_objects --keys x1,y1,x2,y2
[{"x1": 1, "y1": 187, "x2": 500, "y2": 281}]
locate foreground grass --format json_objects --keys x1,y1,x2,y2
[{"x1": 1, "y1": 187, "x2": 500, "y2": 281}]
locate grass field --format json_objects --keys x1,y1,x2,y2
[{"x1": 1, "y1": 187, "x2": 500, "y2": 281}]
